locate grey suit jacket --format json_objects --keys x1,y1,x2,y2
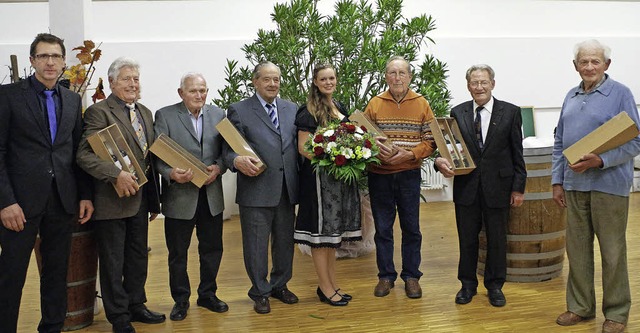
[
  {"x1": 154, "y1": 102, "x2": 227, "y2": 219},
  {"x1": 0, "y1": 78, "x2": 91, "y2": 217},
  {"x1": 223, "y1": 95, "x2": 299, "y2": 207},
  {"x1": 76, "y1": 94, "x2": 160, "y2": 220},
  {"x1": 450, "y1": 98, "x2": 526, "y2": 208}
]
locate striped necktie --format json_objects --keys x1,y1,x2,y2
[
  {"x1": 127, "y1": 103, "x2": 148, "y2": 154},
  {"x1": 475, "y1": 106, "x2": 484, "y2": 150},
  {"x1": 266, "y1": 103, "x2": 279, "y2": 129}
]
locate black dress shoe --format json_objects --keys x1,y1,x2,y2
[
  {"x1": 271, "y1": 288, "x2": 299, "y2": 304},
  {"x1": 112, "y1": 322, "x2": 136, "y2": 333},
  {"x1": 488, "y1": 289, "x2": 506, "y2": 307},
  {"x1": 169, "y1": 301, "x2": 189, "y2": 321},
  {"x1": 130, "y1": 306, "x2": 166, "y2": 324},
  {"x1": 336, "y1": 288, "x2": 352, "y2": 301},
  {"x1": 197, "y1": 296, "x2": 229, "y2": 313},
  {"x1": 252, "y1": 296, "x2": 271, "y2": 314},
  {"x1": 317, "y1": 287, "x2": 348, "y2": 306},
  {"x1": 455, "y1": 288, "x2": 477, "y2": 304}
]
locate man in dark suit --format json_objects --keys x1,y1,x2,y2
[
  {"x1": 154, "y1": 73, "x2": 228, "y2": 321},
  {"x1": 435, "y1": 64, "x2": 526, "y2": 307},
  {"x1": 76, "y1": 57, "x2": 163, "y2": 333},
  {"x1": 0, "y1": 33, "x2": 94, "y2": 333},
  {"x1": 223, "y1": 61, "x2": 299, "y2": 314}
]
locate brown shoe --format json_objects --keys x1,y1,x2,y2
[
  {"x1": 602, "y1": 319, "x2": 626, "y2": 333},
  {"x1": 373, "y1": 279, "x2": 394, "y2": 297},
  {"x1": 555, "y1": 311, "x2": 594, "y2": 326},
  {"x1": 252, "y1": 296, "x2": 270, "y2": 314},
  {"x1": 405, "y1": 278, "x2": 422, "y2": 299}
]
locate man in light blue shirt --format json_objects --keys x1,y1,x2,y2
[{"x1": 552, "y1": 39, "x2": 640, "y2": 333}]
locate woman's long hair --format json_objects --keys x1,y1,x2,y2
[{"x1": 307, "y1": 63, "x2": 336, "y2": 127}]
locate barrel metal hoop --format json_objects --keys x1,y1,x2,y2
[
  {"x1": 67, "y1": 276, "x2": 97, "y2": 287},
  {"x1": 506, "y1": 248, "x2": 566, "y2": 260},
  {"x1": 507, "y1": 230, "x2": 566, "y2": 241},
  {"x1": 524, "y1": 192, "x2": 553, "y2": 200}
]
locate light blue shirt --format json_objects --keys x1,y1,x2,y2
[
  {"x1": 256, "y1": 94, "x2": 277, "y2": 116},
  {"x1": 186, "y1": 104, "x2": 203, "y2": 143},
  {"x1": 552, "y1": 75, "x2": 640, "y2": 197}
]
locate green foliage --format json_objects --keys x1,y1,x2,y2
[{"x1": 212, "y1": 0, "x2": 451, "y2": 117}]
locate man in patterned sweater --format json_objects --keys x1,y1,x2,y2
[{"x1": 364, "y1": 55, "x2": 436, "y2": 299}]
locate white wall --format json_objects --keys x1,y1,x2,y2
[{"x1": 1, "y1": 0, "x2": 639, "y2": 205}]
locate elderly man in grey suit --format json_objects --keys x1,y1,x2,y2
[
  {"x1": 154, "y1": 73, "x2": 228, "y2": 321},
  {"x1": 223, "y1": 61, "x2": 299, "y2": 314}
]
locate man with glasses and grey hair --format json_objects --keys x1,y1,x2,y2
[
  {"x1": 154, "y1": 73, "x2": 228, "y2": 321},
  {"x1": 365, "y1": 56, "x2": 436, "y2": 300},
  {"x1": 77, "y1": 57, "x2": 163, "y2": 333},
  {"x1": 0, "y1": 32, "x2": 94, "y2": 333},
  {"x1": 552, "y1": 39, "x2": 640, "y2": 333},
  {"x1": 435, "y1": 64, "x2": 526, "y2": 308}
]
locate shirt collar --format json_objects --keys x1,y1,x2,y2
[
  {"x1": 578, "y1": 74, "x2": 608, "y2": 94},
  {"x1": 473, "y1": 96, "x2": 494, "y2": 114},
  {"x1": 29, "y1": 75, "x2": 59, "y2": 95},
  {"x1": 256, "y1": 93, "x2": 276, "y2": 110}
]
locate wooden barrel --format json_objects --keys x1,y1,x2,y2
[
  {"x1": 35, "y1": 224, "x2": 98, "y2": 331},
  {"x1": 478, "y1": 146, "x2": 566, "y2": 282}
]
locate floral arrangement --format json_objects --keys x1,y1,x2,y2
[
  {"x1": 305, "y1": 121, "x2": 380, "y2": 184},
  {"x1": 60, "y1": 40, "x2": 105, "y2": 103}
]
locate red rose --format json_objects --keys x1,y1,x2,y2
[
  {"x1": 360, "y1": 125, "x2": 368, "y2": 133},
  {"x1": 364, "y1": 139, "x2": 372, "y2": 148},
  {"x1": 313, "y1": 146, "x2": 324, "y2": 156},
  {"x1": 329, "y1": 135, "x2": 337, "y2": 142},
  {"x1": 335, "y1": 155, "x2": 346, "y2": 166},
  {"x1": 346, "y1": 124, "x2": 356, "y2": 133},
  {"x1": 313, "y1": 134, "x2": 324, "y2": 143}
]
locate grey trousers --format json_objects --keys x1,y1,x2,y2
[{"x1": 564, "y1": 190, "x2": 630, "y2": 324}]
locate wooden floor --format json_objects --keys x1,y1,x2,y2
[{"x1": 18, "y1": 195, "x2": 640, "y2": 332}]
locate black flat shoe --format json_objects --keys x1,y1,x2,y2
[
  {"x1": 455, "y1": 287, "x2": 477, "y2": 304},
  {"x1": 169, "y1": 301, "x2": 189, "y2": 321},
  {"x1": 335, "y1": 288, "x2": 352, "y2": 301},
  {"x1": 130, "y1": 306, "x2": 165, "y2": 324},
  {"x1": 197, "y1": 296, "x2": 229, "y2": 313},
  {"x1": 488, "y1": 289, "x2": 506, "y2": 307},
  {"x1": 317, "y1": 287, "x2": 348, "y2": 306}
]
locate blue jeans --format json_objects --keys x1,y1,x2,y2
[{"x1": 368, "y1": 169, "x2": 422, "y2": 282}]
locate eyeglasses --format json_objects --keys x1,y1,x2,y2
[
  {"x1": 386, "y1": 71, "x2": 409, "y2": 78},
  {"x1": 34, "y1": 54, "x2": 64, "y2": 62},
  {"x1": 469, "y1": 81, "x2": 492, "y2": 88}
]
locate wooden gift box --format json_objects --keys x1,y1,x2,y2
[
  {"x1": 216, "y1": 118, "x2": 266, "y2": 175},
  {"x1": 149, "y1": 133, "x2": 210, "y2": 188},
  {"x1": 86, "y1": 124, "x2": 148, "y2": 197},
  {"x1": 430, "y1": 117, "x2": 476, "y2": 175},
  {"x1": 348, "y1": 110, "x2": 392, "y2": 149}
]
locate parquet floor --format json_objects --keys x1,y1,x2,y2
[{"x1": 17, "y1": 194, "x2": 640, "y2": 332}]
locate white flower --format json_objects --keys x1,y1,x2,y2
[
  {"x1": 354, "y1": 133, "x2": 363, "y2": 140},
  {"x1": 323, "y1": 129, "x2": 335, "y2": 137},
  {"x1": 355, "y1": 126, "x2": 364, "y2": 134},
  {"x1": 326, "y1": 142, "x2": 337, "y2": 152},
  {"x1": 342, "y1": 147, "x2": 354, "y2": 159},
  {"x1": 361, "y1": 148, "x2": 372, "y2": 159}
]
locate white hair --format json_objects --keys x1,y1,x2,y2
[
  {"x1": 574, "y1": 39, "x2": 611, "y2": 62},
  {"x1": 107, "y1": 57, "x2": 140, "y2": 81},
  {"x1": 180, "y1": 72, "x2": 207, "y2": 89}
]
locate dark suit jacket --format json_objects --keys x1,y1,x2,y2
[
  {"x1": 76, "y1": 94, "x2": 160, "y2": 220},
  {"x1": 223, "y1": 95, "x2": 299, "y2": 207},
  {"x1": 0, "y1": 78, "x2": 91, "y2": 217},
  {"x1": 450, "y1": 98, "x2": 526, "y2": 208},
  {"x1": 154, "y1": 102, "x2": 227, "y2": 219}
]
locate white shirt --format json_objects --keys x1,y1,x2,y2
[{"x1": 473, "y1": 97, "x2": 494, "y2": 142}]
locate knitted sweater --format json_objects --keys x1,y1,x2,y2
[{"x1": 364, "y1": 89, "x2": 436, "y2": 174}]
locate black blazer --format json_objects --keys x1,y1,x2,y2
[
  {"x1": 450, "y1": 98, "x2": 526, "y2": 208},
  {"x1": 0, "y1": 78, "x2": 91, "y2": 217}
]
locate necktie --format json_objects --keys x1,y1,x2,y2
[
  {"x1": 266, "y1": 103, "x2": 279, "y2": 129},
  {"x1": 127, "y1": 103, "x2": 148, "y2": 154},
  {"x1": 43, "y1": 90, "x2": 57, "y2": 142},
  {"x1": 475, "y1": 106, "x2": 484, "y2": 150}
]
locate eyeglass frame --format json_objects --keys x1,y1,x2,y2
[{"x1": 33, "y1": 53, "x2": 65, "y2": 62}]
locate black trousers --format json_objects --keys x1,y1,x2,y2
[
  {"x1": 454, "y1": 187, "x2": 509, "y2": 291},
  {"x1": 0, "y1": 182, "x2": 73, "y2": 333},
  {"x1": 94, "y1": 199, "x2": 149, "y2": 326},
  {"x1": 165, "y1": 188, "x2": 223, "y2": 303}
]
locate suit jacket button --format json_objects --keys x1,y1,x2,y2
[{"x1": 279, "y1": 167, "x2": 284, "y2": 171}]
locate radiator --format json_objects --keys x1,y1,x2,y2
[{"x1": 421, "y1": 158, "x2": 445, "y2": 190}]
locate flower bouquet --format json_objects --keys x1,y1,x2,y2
[{"x1": 305, "y1": 121, "x2": 380, "y2": 185}]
